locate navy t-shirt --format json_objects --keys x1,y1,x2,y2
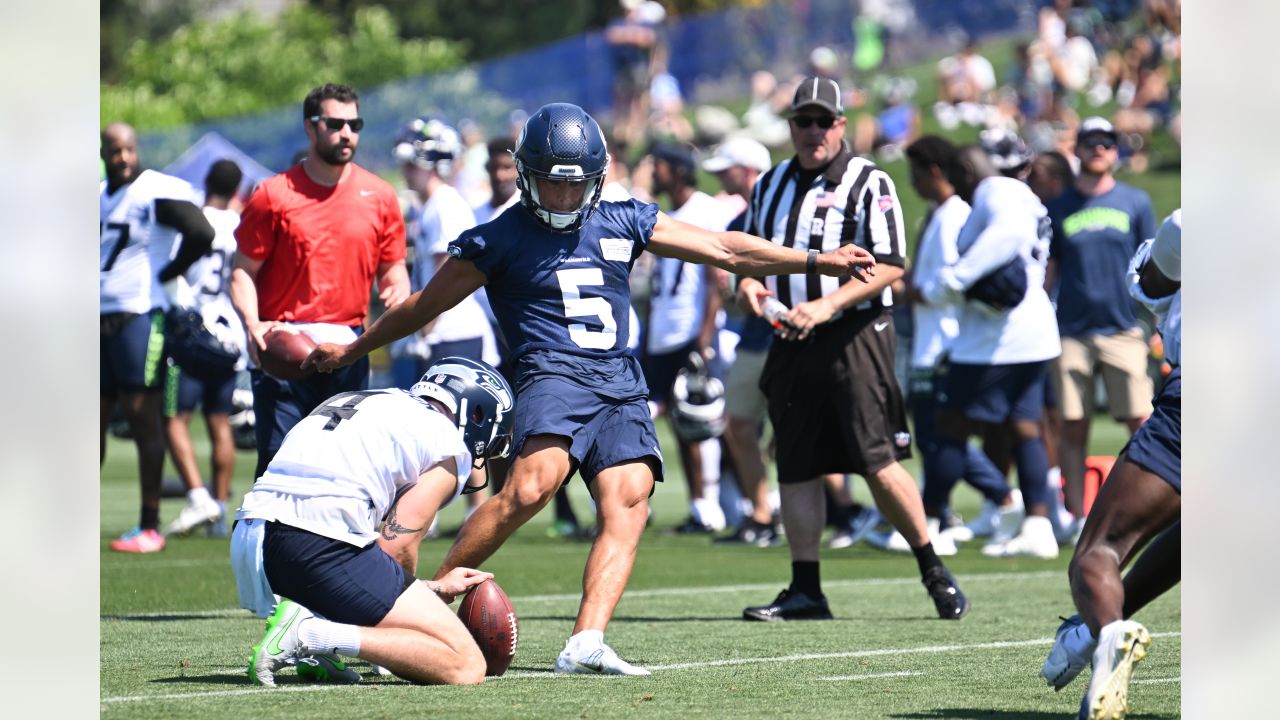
[
  {"x1": 449, "y1": 200, "x2": 658, "y2": 360},
  {"x1": 1047, "y1": 182, "x2": 1156, "y2": 337}
]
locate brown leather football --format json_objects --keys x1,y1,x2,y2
[
  {"x1": 259, "y1": 327, "x2": 317, "y2": 381},
  {"x1": 457, "y1": 579, "x2": 518, "y2": 676}
]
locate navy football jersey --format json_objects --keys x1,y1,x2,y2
[{"x1": 449, "y1": 200, "x2": 658, "y2": 360}]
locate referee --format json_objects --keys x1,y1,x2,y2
[{"x1": 738, "y1": 77, "x2": 968, "y2": 622}]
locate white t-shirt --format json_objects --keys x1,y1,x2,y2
[
  {"x1": 911, "y1": 195, "x2": 970, "y2": 369},
  {"x1": 100, "y1": 169, "x2": 197, "y2": 314},
  {"x1": 646, "y1": 191, "x2": 730, "y2": 354},
  {"x1": 236, "y1": 388, "x2": 472, "y2": 547},
  {"x1": 471, "y1": 190, "x2": 520, "y2": 226},
  {"x1": 921, "y1": 176, "x2": 1061, "y2": 365},
  {"x1": 413, "y1": 184, "x2": 491, "y2": 344}
]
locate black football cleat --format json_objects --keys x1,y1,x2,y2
[
  {"x1": 922, "y1": 566, "x2": 969, "y2": 620},
  {"x1": 743, "y1": 588, "x2": 833, "y2": 621}
]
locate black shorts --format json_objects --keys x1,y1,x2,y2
[{"x1": 760, "y1": 309, "x2": 910, "y2": 484}]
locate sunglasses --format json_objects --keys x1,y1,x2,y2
[
  {"x1": 310, "y1": 116, "x2": 365, "y2": 132},
  {"x1": 790, "y1": 115, "x2": 838, "y2": 129},
  {"x1": 1080, "y1": 135, "x2": 1117, "y2": 150}
]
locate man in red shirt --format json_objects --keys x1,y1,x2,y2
[{"x1": 231, "y1": 83, "x2": 410, "y2": 478}]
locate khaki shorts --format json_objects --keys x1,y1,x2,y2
[
  {"x1": 1054, "y1": 328, "x2": 1153, "y2": 421},
  {"x1": 724, "y1": 347, "x2": 768, "y2": 421}
]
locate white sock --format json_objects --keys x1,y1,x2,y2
[
  {"x1": 299, "y1": 617, "x2": 362, "y2": 658},
  {"x1": 187, "y1": 486, "x2": 212, "y2": 506},
  {"x1": 567, "y1": 629, "x2": 603, "y2": 652}
]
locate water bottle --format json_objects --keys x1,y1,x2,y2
[{"x1": 761, "y1": 297, "x2": 793, "y2": 330}]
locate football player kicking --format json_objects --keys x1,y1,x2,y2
[
  {"x1": 1038, "y1": 210, "x2": 1182, "y2": 719},
  {"x1": 306, "y1": 103, "x2": 877, "y2": 675},
  {"x1": 229, "y1": 357, "x2": 514, "y2": 686}
]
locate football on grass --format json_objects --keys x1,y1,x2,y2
[
  {"x1": 457, "y1": 579, "x2": 518, "y2": 676},
  {"x1": 259, "y1": 327, "x2": 317, "y2": 381}
]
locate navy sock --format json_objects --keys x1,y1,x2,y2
[
  {"x1": 1015, "y1": 437, "x2": 1051, "y2": 509},
  {"x1": 790, "y1": 561, "x2": 822, "y2": 598}
]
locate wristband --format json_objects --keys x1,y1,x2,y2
[{"x1": 806, "y1": 249, "x2": 819, "y2": 274}]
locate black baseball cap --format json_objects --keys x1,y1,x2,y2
[
  {"x1": 790, "y1": 76, "x2": 843, "y2": 117},
  {"x1": 648, "y1": 143, "x2": 697, "y2": 176}
]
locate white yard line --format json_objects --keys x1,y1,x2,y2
[
  {"x1": 103, "y1": 569, "x2": 1063, "y2": 620},
  {"x1": 100, "y1": 631, "x2": 1181, "y2": 703},
  {"x1": 1133, "y1": 677, "x2": 1181, "y2": 685},
  {"x1": 821, "y1": 671, "x2": 924, "y2": 681}
]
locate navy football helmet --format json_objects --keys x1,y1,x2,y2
[
  {"x1": 410, "y1": 357, "x2": 515, "y2": 470},
  {"x1": 392, "y1": 116, "x2": 462, "y2": 178},
  {"x1": 979, "y1": 128, "x2": 1034, "y2": 178},
  {"x1": 514, "y1": 103, "x2": 610, "y2": 232}
]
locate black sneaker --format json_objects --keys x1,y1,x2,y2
[
  {"x1": 714, "y1": 518, "x2": 779, "y2": 547},
  {"x1": 922, "y1": 566, "x2": 970, "y2": 620},
  {"x1": 674, "y1": 515, "x2": 715, "y2": 534},
  {"x1": 743, "y1": 588, "x2": 832, "y2": 621}
]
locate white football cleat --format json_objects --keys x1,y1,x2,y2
[
  {"x1": 1082, "y1": 620, "x2": 1151, "y2": 720},
  {"x1": 1041, "y1": 615, "x2": 1097, "y2": 691},
  {"x1": 982, "y1": 515, "x2": 1058, "y2": 559},
  {"x1": 555, "y1": 642, "x2": 650, "y2": 676},
  {"x1": 165, "y1": 494, "x2": 223, "y2": 537}
]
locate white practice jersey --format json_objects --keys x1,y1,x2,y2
[
  {"x1": 921, "y1": 176, "x2": 1060, "y2": 365},
  {"x1": 911, "y1": 195, "x2": 971, "y2": 369},
  {"x1": 1128, "y1": 239, "x2": 1180, "y2": 367},
  {"x1": 414, "y1": 184, "x2": 491, "y2": 345},
  {"x1": 236, "y1": 388, "x2": 472, "y2": 547},
  {"x1": 179, "y1": 206, "x2": 247, "y2": 365},
  {"x1": 647, "y1": 191, "x2": 730, "y2": 354},
  {"x1": 100, "y1": 169, "x2": 197, "y2": 314}
]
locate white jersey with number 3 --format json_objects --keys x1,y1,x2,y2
[
  {"x1": 100, "y1": 169, "x2": 197, "y2": 314},
  {"x1": 236, "y1": 389, "x2": 472, "y2": 547}
]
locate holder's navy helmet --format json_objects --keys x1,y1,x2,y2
[
  {"x1": 514, "y1": 103, "x2": 610, "y2": 232},
  {"x1": 410, "y1": 357, "x2": 515, "y2": 470}
]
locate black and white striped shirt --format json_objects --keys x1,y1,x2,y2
[{"x1": 744, "y1": 147, "x2": 906, "y2": 312}]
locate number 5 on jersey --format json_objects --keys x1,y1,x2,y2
[{"x1": 556, "y1": 268, "x2": 617, "y2": 350}]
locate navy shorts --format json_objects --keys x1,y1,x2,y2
[
  {"x1": 512, "y1": 350, "x2": 664, "y2": 484},
  {"x1": 101, "y1": 310, "x2": 166, "y2": 396},
  {"x1": 1121, "y1": 367, "x2": 1181, "y2": 492},
  {"x1": 641, "y1": 340, "x2": 698, "y2": 406},
  {"x1": 941, "y1": 361, "x2": 1047, "y2": 424},
  {"x1": 261, "y1": 521, "x2": 411, "y2": 627},
  {"x1": 163, "y1": 360, "x2": 235, "y2": 416}
]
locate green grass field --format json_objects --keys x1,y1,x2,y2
[{"x1": 100, "y1": 415, "x2": 1180, "y2": 719}]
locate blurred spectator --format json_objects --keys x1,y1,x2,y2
[
  {"x1": 1044, "y1": 117, "x2": 1156, "y2": 533},
  {"x1": 606, "y1": 0, "x2": 664, "y2": 148},
  {"x1": 1027, "y1": 150, "x2": 1076, "y2": 205},
  {"x1": 471, "y1": 137, "x2": 519, "y2": 225},
  {"x1": 741, "y1": 70, "x2": 793, "y2": 148},
  {"x1": 934, "y1": 38, "x2": 997, "y2": 129},
  {"x1": 648, "y1": 72, "x2": 695, "y2": 145},
  {"x1": 452, "y1": 119, "x2": 492, "y2": 208},
  {"x1": 643, "y1": 143, "x2": 730, "y2": 533},
  {"x1": 853, "y1": 77, "x2": 921, "y2": 162}
]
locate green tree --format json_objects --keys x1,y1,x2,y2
[{"x1": 101, "y1": 5, "x2": 464, "y2": 131}]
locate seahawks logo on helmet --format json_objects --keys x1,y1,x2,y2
[{"x1": 410, "y1": 357, "x2": 515, "y2": 470}]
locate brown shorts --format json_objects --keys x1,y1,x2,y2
[
  {"x1": 1054, "y1": 328, "x2": 1154, "y2": 421},
  {"x1": 760, "y1": 310, "x2": 910, "y2": 484}
]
